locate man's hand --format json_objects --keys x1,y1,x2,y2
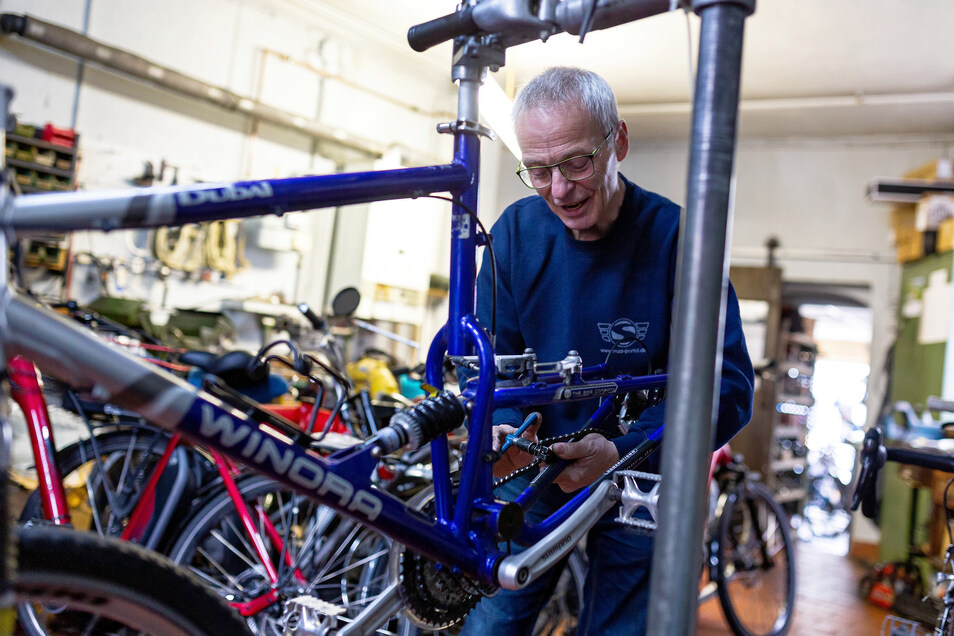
[
  {"x1": 491, "y1": 418, "x2": 542, "y2": 478},
  {"x1": 547, "y1": 434, "x2": 619, "y2": 492}
]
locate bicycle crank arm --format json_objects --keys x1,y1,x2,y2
[{"x1": 496, "y1": 479, "x2": 619, "y2": 589}]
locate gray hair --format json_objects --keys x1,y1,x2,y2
[{"x1": 512, "y1": 66, "x2": 619, "y2": 135}]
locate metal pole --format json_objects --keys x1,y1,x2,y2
[{"x1": 647, "y1": 1, "x2": 753, "y2": 634}]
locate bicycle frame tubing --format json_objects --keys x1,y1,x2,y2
[
  {"x1": 3, "y1": 294, "x2": 664, "y2": 584},
  {"x1": 8, "y1": 356, "x2": 71, "y2": 524}
]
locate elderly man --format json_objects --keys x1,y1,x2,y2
[{"x1": 461, "y1": 66, "x2": 754, "y2": 635}]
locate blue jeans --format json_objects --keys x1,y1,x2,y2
[{"x1": 460, "y1": 476, "x2": 654, "y2": 636}]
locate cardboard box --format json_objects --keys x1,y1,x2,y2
[
  {"x1": 896, "y1": 226, "x2": 926, "y2": 263},
  {"x1": 938, "y1": 217, "x2": 954, "y2": 253},
  {"x1": 890, "y1": 204, "x2": 918, "y2": 242},
  {"x1": 916, "y1": 194, "x2": 954, "y2": 231},
  {"x1": 905, "y1": 158, "x2": 954, "y2": 181}
]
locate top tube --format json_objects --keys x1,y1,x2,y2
[{"x1": 6, "y1": 163, "x2": 471, "y2": 236}]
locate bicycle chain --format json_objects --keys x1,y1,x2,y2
[{"x1": 493, "y1": 428, "x2": 609, "y2": 489}]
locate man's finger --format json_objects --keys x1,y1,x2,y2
[
  {"x1": 550, "y1": 440, "x2": 588, "y2": 459},
  {"x1": 491, "y1": 425, "x2": 518, "y2": 452}
]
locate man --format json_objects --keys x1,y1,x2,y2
[{"x1": 461, "y1": 67, "x2": 754, "y2": 634}]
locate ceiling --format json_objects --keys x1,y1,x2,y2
[{"x1": 285, "y1": 0, "x2": 954, "y2": 143}]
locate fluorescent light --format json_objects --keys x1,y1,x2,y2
[{"x1": 480, "y1": 76, "x2": 521, "y2": 159}]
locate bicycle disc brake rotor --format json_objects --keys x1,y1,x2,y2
[{"x1": 390, "y1": 487, "x2": 493, "y2": 629}]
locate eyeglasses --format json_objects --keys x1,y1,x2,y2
[{"x1": 516, "y1": 127, "x2": 615, "y2": 190}]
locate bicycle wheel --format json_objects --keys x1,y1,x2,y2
[
  {"x1": 714, "y1": 480, "x2": 796, "y2": 636},
  {"x1": 14, "y1": 523, "x2": 252, "y2": 635},
  {"x1": 167, "y1": 474, "x2": 407, "y2": 635},
  {"x1": 19, "y1": 426, "x2": 211, "y2": 544}
]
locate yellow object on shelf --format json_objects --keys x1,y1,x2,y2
[
  {"x1": 938, "y1": 217, "x2": 954, "y2": 253},
  {"x1": 347, "y1": 357, "x2": 399, "y2": 398}
]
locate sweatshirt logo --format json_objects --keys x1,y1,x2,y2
[{"x1": 598, "y1": 319, "x2": 648, "y2": 348}]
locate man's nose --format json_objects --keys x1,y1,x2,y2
[{"x1": 549, "y1": 168, "x2": 574, "y2": 198}]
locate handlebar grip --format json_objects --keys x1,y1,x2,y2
[
  {"x1": 407, "y1": 6, "x2": 477, "y2": 52},
  {"x1": 297, "y1": 303, "x2": 326, "y2": 331},
  {"x1": 927, "y1": 396, "x2": 954, "y2": 414}
]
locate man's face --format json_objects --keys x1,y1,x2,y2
[{"x1": 516, "y1": 106, "x2": 628, "y2": 241}]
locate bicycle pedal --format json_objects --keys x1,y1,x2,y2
[
  {"x1": 283, "y1": 596, "x2": 345, "y2": 635},
  {"x1": 614, "y1": 470, "x2": 660, "y2": 534}
]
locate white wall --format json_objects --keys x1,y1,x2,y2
[{"x1": 1, "y1": 0, "x2": 456, "y2": 348}]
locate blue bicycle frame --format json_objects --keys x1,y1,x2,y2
[{"x1": 2, "y1": 0, "x2": 753, "y2": 631}]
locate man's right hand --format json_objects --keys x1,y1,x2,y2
[{"x1": 491, "y1": 417, "x2": 542, "y2": 478}]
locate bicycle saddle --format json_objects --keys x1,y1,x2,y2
[{"x1": 181, "y1": 350, "x2": 268, "y2": 387}]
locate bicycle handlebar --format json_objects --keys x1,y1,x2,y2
[
  {"x1": 407, "y1": 0, "x2": 675, "y2": 53},
  {"x1": 297, "y1": 303, "x2": 326, "y2": 331},
  {"x1": 407, "y1": 6, "x2": 479, "y2": 52},
  {"x1": 886, "y1": 446, "x2": 954, "y2": 473},
  {"x1": 852, "y1": 425, "x2": 954, "y2": 520},
  {"x1": 928, "y1": 396, "x2": 954, "y2": 414}
]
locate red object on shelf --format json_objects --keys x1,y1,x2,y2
[
  {"x1": 41, "y1": 124, "x2": 77, "y2": 148},
  {"x1": 261, "y1": 403, "x2": 348, "y2": 435}
]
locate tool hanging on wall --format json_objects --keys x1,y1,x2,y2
[
  {"x1": 205, "y1": 220, "x2": 248, "y2": 279},
  {"x1": 153, "y1": 219, "x2": 247, "y2": 277}
]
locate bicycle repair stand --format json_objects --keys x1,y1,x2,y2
[{"x1": 645, "y1": 1, "x2": 754, "y2": 635}]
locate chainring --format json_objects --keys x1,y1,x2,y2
[{"x1": 390, "y1": 487, "x2": 495, "y2": 629}]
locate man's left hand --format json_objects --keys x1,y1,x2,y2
[{"x1": 547, "y1": 434, "x2": 619, "y2": 493}]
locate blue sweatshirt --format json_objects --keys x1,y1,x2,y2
[{"x1": 475, "y1": 175, "x2": 754, "y2": 468}]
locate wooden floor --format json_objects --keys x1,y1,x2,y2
[{"x1": 696, "y1": 534, "x2": 897, "y2": 635}]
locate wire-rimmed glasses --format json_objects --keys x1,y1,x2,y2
[{"x1": 516, "y1": 127, "x2": 615, "y2": 189}]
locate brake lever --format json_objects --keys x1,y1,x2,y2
[{"x1": 851, "y1": 426, "x2": 886, "y2": 520}]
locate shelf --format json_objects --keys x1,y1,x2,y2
[
  {"x1": 781, "y1": 360, "x2": 814, "y2": 377},
  {"x1": 17, "y1": 185, "x2": 72, "y2": 195},
  {"x1": 7, "y1": 133, "x2": 77, "y2": 155},
  {"x1": 6, "y1": 157, "x2": 74, "y2": 179},
  {"x1": 777, "y1": 394, "x2": 815, "y2": 407},
  {"x1": 775, "y1": 488, "x2": 807, "y2": 503},
  {"x1": 771, "y1": 457, "x2": 807, "y2": 471},
  {"x1": 786, "y1": 332, "x2": 818, "y2": 348},
  {"x1": 774, "y1": 424, "x2": 803, "y2": 438}
]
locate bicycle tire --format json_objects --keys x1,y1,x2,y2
[
  {"x1": 14, "y1": 523, "x2": 252, "y2": 635},
  {"x1": 19, "y1": 427, "x2": 210, "y2": 543},
  {"x1": 167, "y1": 473, "x2": 406, "y2": 635},
  {"x1": 715, "y1": 480, "x2": 796, "y2": 636}
]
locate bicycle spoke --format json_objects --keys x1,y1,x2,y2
[
  {"x1": 210, "y1": 527, "x2": 261, "y2": 573},
  {"x1": 189, "y1": 554, "x2": 247, "y2": 595}
]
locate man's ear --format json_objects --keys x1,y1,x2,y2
[{"x1": 615, "y1": 120, "x2": 630, "y2": 162}]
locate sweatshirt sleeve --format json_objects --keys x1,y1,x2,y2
[{"x1": 611, "y1": 281, "x2": 755, "y2": 462}]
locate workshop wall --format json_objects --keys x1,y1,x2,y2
[{"x1": 1, "y1": 0, "x2": 457, "y2": 349}]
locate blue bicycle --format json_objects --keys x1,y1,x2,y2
[{"x1": 0, "y1": 0, "x2": 756, "y2": 633}]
